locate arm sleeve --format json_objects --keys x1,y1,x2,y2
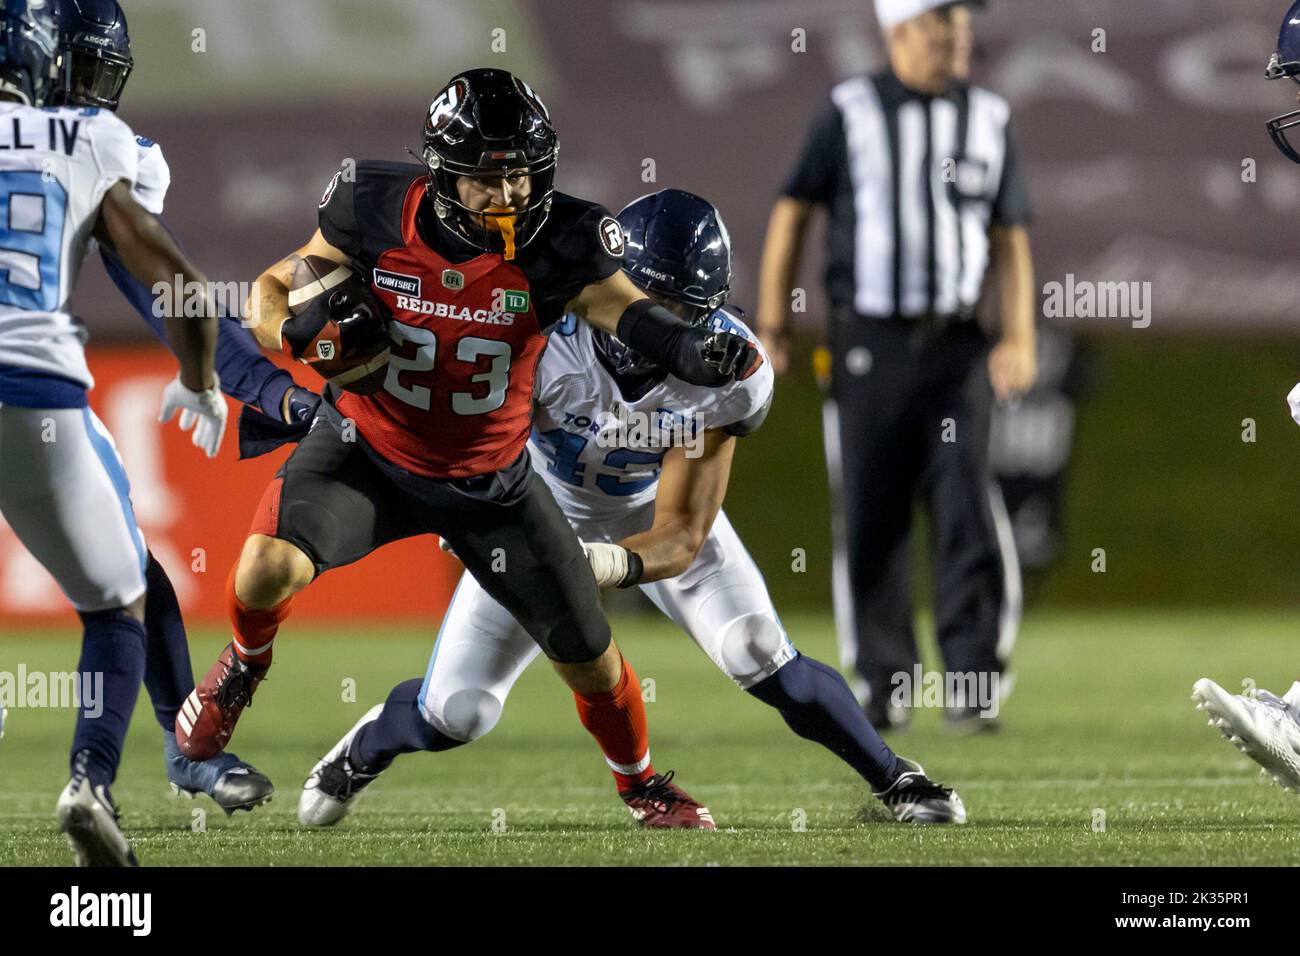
[
  {"x1": 992, "y1": 120, "x2": 1032, "y2": 227},
  {"x1": 616, "y1": 300, "x2": 733, "y2": 388},
  {"x1": 99, "y1": 230, "x2": 296, "y2": 413},
  {"x1": 780, "y1": 99, "x2": 843, "y2": 204},
  {"x1": 317, "y1": 167, "x2": 363, "y2": 259}
]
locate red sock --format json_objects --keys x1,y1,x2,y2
[
  {"x1": 573, "y1": 658, "x2": 655, "y2": 793},
  {"x1": 227, "y1": 564, "x2": 292, "y2": 667}
]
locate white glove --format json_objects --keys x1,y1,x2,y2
[
  {"x1": 1288, "y1": 382, "x2": 1300, "y2": 427},
  {"x1": 159, "y1": 374, "x2": 228, "y2": 459},
  {"x1": 582, "y1": 541, "x2": 632, "y2": 588},
  {"x1": 439, "y1": 536, "x2": 634, "y2": 588}
]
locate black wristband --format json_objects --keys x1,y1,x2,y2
[
  {"x1": 617, "y1": 550, "x2": 645, "y2": 588},
  {"x1": 615, "y1": 300, "x2": 726, "y2": 386}
]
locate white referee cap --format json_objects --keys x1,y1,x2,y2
[{"x1": 874, "y1": 0, "x2": 984, "y2": 30}]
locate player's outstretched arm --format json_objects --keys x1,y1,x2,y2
[
  {"x1": 99, "y1": 240, "x2": 310, "y2": 423},
  {"x1": 586, "y1": 429, "x2": 736, "y2": 587},
  {"x1": 95, "y1": 180, "x2": 218, "y2": 391},
  {"x1": 95, "y1": 181, "x2": 230, "y2": 457},
  {"x1": 245, "y1": 229, "x2": 351, "y2": 353},
  {"x1": 569, "y1": 271, "x2": 760, "y2": 387}
]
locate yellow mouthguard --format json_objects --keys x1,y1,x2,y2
[{"x1": 485, "y1": 205, "x2": 518, "y2": 260}]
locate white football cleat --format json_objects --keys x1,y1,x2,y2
[
  {"x1": 1193, "y1": 677, "x2": 1300, "y2": 793},
  {"x1": 299, "y1": 704, "x2": 384, "y2": 827},
  {"x1": 56, "y1": 776, "x2": 138, "y2": 867},
  {"x1": 873, "y1": 758, "x2": 968, "y2": 824}
]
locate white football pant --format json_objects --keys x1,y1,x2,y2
[
  {"x1": 418, "y1": 509, "x2": 796, "y2": 742},
  {"x1": 0, "y1": 404, "x2": 147, "y2": 612}
]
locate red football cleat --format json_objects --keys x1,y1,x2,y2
[
  {"x1": 620, "y1": 771, "x2": 716, "y2": 830},
  {"x1": 175, "y1": 643, "x2": 270, "y2": 761}
]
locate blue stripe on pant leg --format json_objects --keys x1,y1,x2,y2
[
  {"x1": 80, "y1": 407, "x2": 147, "y2": 576},
  {"x1": 418, "y1": 573, "x2": 468, "y2": 720}
]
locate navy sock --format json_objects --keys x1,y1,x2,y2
[
  {"x1": 142, "y1": 552, "x2": 195, "y2": 731},
  {"x1": 747, "y1": 654, "x2": 904, "y2": 791},
  {"x1": 71, "y1": 608, "x2": 147, "y2": 788},
  {"x1": 351, "y1": 678, "x2": 464, "y2": 773}
]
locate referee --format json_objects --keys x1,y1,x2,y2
[{"x1": 756, "y1": 0, "x2": 1036, "y2": 731}]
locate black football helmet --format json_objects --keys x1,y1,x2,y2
[
  {"x1": 420, "y1": 68, "x2": 557, "y2": 259},
  {"x1": 593, "y1": 188, "x2": 734, "y2": 377},
  {"x1": 0, "y1": 0, "x2": 59, "y2": 106},
  {"x1": 50, "y1": 0, "x2": 132, "y2": 111}
]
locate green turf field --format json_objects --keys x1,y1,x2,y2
[{"x1": 3, "y1": 609, "x2": 1299, "y2": 866}]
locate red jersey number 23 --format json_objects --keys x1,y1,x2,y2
[{"x1": 383, "y1": 319, "x2": 512, "y2": 414}]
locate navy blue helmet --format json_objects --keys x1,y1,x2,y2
[
  {"x1": 0, "y1": 0, "x2": 59, "y2": 106},
  {"x1": 51, "y1": 0, "x2": 131, "y2": 110},
  {"x1": 593, "y1": 188, "x2": 734, "y2": 377}
]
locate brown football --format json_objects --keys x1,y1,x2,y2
[{"x1": 285, "y1": 255, "x2": 391, "y2": 395}]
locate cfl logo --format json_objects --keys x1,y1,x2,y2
[{"x1": 316, "y1": 341, "x2": 336, "y2": 361}]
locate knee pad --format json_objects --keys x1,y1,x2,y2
[
  {"x1": 719, "y1": 613, "x2": 790, "y2": 686},
  {"x1": 543, "y1": 617, "x2": 611, "y2": 665},
  {"x1": 428, "y1": 688, "x2": 505, "y2": 743}
]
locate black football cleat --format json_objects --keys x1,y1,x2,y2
[
  {"x1": 873, "y1": 759, "x2": 968, "y2": 824},
  {"x1": 166, "y1": 733, "x2": 274, "y2": 815},
  {"x1": 56, "y1": 775, "x2": 138, "y2": 867},
  {"x1": 299, "y1": 705, "x2": 384, "y2": 827}
]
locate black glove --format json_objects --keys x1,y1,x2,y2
[
  {"x1": 616, "y1": 300, "x2": 763, "y2": 387},
  {"x1": 330, "y1": 292, "x2": 389, "y2": 358},
  {"x1": 281, "y1": 282, "x2": 389, "y2": 363},
  {"x1": 701, "y1": 329, "x2": 762, "y2": 382}
]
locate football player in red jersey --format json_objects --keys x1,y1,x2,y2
[{"x1": 177, "y1": 69, "x2": 758, "y2": 827}]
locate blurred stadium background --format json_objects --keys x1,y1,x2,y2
[{"x1": 4, "y1": 0, "x2": 1299, "y2": 626}]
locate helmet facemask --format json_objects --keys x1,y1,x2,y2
[
  {"x1": 423, "y1": 151, "x2": 556, "y2": 260},
  {"x1": 55, "y1": 37, "x2": 131, "y2": 109}
]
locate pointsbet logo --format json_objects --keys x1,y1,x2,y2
[{"x1": 49, "y1": 886, "x2": 151, "y2": 936}]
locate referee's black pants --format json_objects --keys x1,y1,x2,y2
[{"x1": 824, "y1": 313, "x2": 1011, "y2": 709}]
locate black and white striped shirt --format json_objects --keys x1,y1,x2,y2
[{"x1": 782, "y1": 70, "x2": 1031, "y2": 319}]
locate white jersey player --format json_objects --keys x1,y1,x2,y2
[
  {"x1": 48, "y1": 0, "x2": 277, "y2": 825},
  {"x1": 0, "y1": 1, "x2": 226, "y2": 867},
  {"x1": 301, "y1": 189, "x2": 967, "y2": 828}
]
